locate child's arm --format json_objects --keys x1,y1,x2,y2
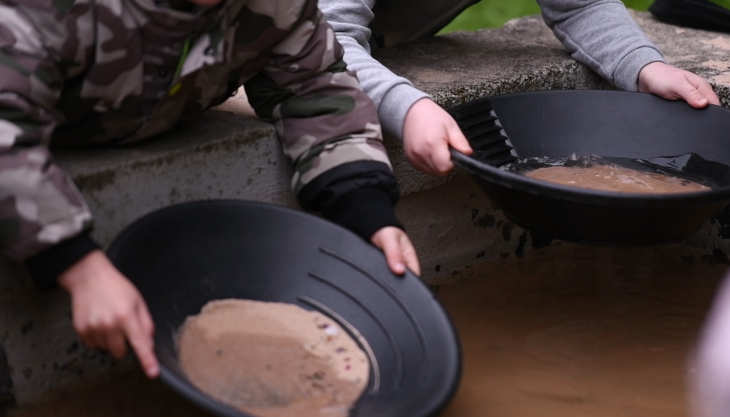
[
  {"x1": 539, "y1": 0, "x2": 719, "y2": 106},
  {"x1": 319, "y1": 0, "x2": 472, "y2": 176},
  {"x1": 0, "y1": 10, "x2": 158, "y2": 377},
  {"x1": 318, "y1": 0, "x2": 425, "y2": 139},
  {"x1": 245, "y1": 5, "x2": 420, "y2": 274}
]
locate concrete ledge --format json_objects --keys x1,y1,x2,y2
[
  {"x1": 3, "y1": 11, "x2": 730, "y2": 409},
  {"x1": 375, "y1": 12, "x2": 730, "y2": 108}
]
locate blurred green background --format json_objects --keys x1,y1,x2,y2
[{"x1": 439, "y1": 0, "x2": 654, "y2": 33}]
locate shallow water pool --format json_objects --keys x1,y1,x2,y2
[
  {"x1": 437, "y1": 243, "x2": 726, "y2": 417},
  {"x1": 8, "y1": 244, "x2": 726, "y2": 417}
]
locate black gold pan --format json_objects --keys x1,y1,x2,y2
[
  {"x1": 450, "y1": 90, "x2": 730, "y2": 245},
  {"x1": 107, "y1": 200, "x2": 461, "y2": 417}
]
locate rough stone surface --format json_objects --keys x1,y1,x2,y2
[
  {"x1": 374, "y1": 14, "x2": 605, "y2": 110},
  {"x1": 3, "y1": 11, "x2": 730, "y2": 408},
  {"x1": 57, "y1": 112, "x2": 294, "y2": 246},
  {"x1": 375, "y1": 12, "x2": 730, "y2": 108}
]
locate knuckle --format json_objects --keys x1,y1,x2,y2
[
  {"x1": 98, "y1": 319, "x2": 116, "y2": 331},
  {"x1": 113, "y1": 308, "x2": 134, "y2": 323},
  {"x1": 85, "y1": 316, "x2": 104, "y2": 330},
  {"x1": 102, "y1": 314, "x2": 128, "y2": 328},
  {"x1": 435, "y1": 167, "x2": 450, "y2": 176}
]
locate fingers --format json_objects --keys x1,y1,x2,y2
[
  {"x1": 74, "y1": 318, "x2": 96, "y2": 349},
  {"x1": 62, "y1": 253, "x2": 159, "y2": 378},
  {"x1": 76, "y1": 307, "x2": 158, "y2": 378},
  {"x1": 397, "y1": 232, "x2": 421, "y2": 276},
  {"x1": 639, "y1": 62, "x2": 720, "y2": 108},
  {"x1": 405, "y1": 141, "x2": 449, "y2": 176},
  {"x1": 105, "y1": 329, "x2": 128, "y2": 359},
  {"x1": 123, "y1": 305, "x2": 159, "y2": 378},
  {"x1": 428, "y1": 142, "x2": 454, "y2": 176},
  {"x1": 73, "y1": 305, "x2": 107, "y2": 351},
  {"x1": 371, "y1": 227, "x2": 421, "y2": 276},
  {"x1": 380, "y1": 232, "x2": 407, "y2": 276},
  {"x1": 81, "y1": 329, "x2": 105, "y2": 351},
  {"x1": 447, "y1": 123, "x2": 473, "y2": 155},
  {"x1": 689, "y1": 73, "x2": 721, "y2": 106},
  {"x1": 409, "y1": 128, "x2": 470, "y2": 176},
  {"x1": 677, "y1": 73, "x2": 720, "y2": 109},
  {"x1": 680, "y1": 76, "x2": 711, "y2": 109},
  {"x1": 371, "y1": 227, "x2": 406, "y2": 275},
  {"x1": 138, "y1": 302, "x2": 156, "y2": 342},
  {"x1": 425, "y1": 124, "x2": 472, "y2": 175},
  {"x1": 403, "y1": 98, "x2": 472, "y2": 176}
]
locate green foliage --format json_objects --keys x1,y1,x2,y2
[
  {"x1": 709, "y1": 0, "x2": 730, "y2": 8},
  {"x1": 439, "y1": 0, "x2": 655, "y2": 34}
]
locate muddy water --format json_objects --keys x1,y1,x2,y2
[
  {"x1": 526, "y1": 165, "x2": 710, "y2": 194},
  {"x1": 435, "y1": 244, "x2": 726, "y2": 417},
  {"x1": 7, "y1": 244, "x2": 727, "y2": 417}
]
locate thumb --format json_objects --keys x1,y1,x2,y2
[
  {"x1": 685, "y1": 88, "x2": 710, "y2": 109},
  {"x1": 677, "y1": 78, "x2": 710, "y2": 109},
  {"x1": 689, "y1": 73, "x2": 721, "y2": 106}
]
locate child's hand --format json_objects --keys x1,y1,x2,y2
[
  {"x1": 402, "y1": 98, "x2": 473, "y2": 176},
  {"x1": 371, "y1": 226, "x2": 421, "y2": 276},
  {"x1": 58, "y1": 250, "x2": 159, "y2": 379},
  {"x1": 638, "y1": 62, "x2": 720, "y2": 108}
]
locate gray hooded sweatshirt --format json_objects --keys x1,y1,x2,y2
[{"x1": 319, "y1": 0, "x2": 665, "y2": 139}]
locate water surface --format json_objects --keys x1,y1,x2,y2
[
  {"x1": 8, "y1": 244, "x2": 726, "y2": 417},
  {"x1": 436, "y1": 244, "x2": 726, "y2": 417}
]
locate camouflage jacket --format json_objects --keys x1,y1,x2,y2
[{"x1": 0, "y1": 0, "x2": 400, "y2": 280}]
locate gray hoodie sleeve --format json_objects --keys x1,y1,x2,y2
[
  {"x1": 321, "y1": 0, "x2": 666, "y2": 138},
  {"x1": 538, "y1": 0, "x2": 665, "y2": 91},
  {"x1": 319, "y1": 0, "x2": 430, "y2": 139}
]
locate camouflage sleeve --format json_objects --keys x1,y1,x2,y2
[
  {"x1": 244, "y1": 6, "x2": 401, "y2": 229},
  {"x1": 0, "y1": 12, "x2": 94, "y2": 264}
]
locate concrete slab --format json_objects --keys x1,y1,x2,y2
[
  {"x1": 373, "y1": 15, "x2": 605, "y2": 110},
  {"x1": 374, "y1": 12, "x2": 730, "y2": 108}
]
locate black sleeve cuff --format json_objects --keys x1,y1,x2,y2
[
  {"x1": 25, "y1": 233, "x2": 100, "y2": 290},
  {"x1": 298, "y1": 161, "x2": 400, "y2": 212},
  {"x1": 322, "y1": 187, "x2": 404, "y2": 241}
]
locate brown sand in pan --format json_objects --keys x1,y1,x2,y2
[
  {"x1": 526, "y1": 164, "x2": 710, "y2": 194},
  {"x1": 177, "y1": 299, "x2": 369, "y2": 417}
]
